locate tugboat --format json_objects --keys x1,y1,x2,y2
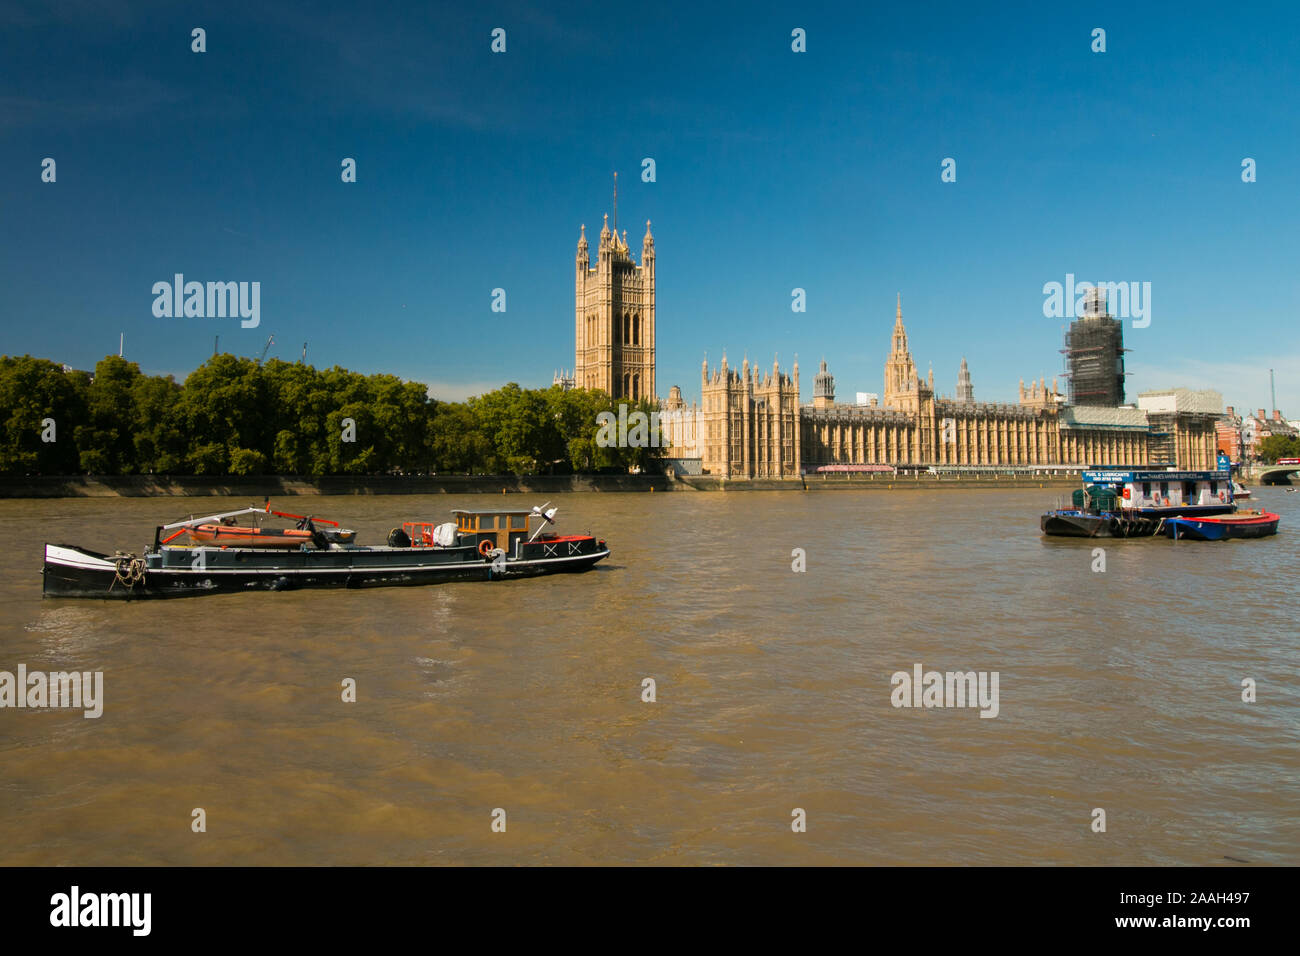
[
  {"x1": 42, "y1": 502, "x2": 609, "y2": 599},
  {"x1": 1041, "y1": 469, "x2": 1237, "y2": 538}
]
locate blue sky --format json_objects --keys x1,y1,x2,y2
[{"x1": 2, "y1": 0, "x2": 1298, "y2": 412}]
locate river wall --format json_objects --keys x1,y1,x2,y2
[{"x1": 0, "y1": 473, "x2": 1080, "y2": 498}]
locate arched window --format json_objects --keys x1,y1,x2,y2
[
  {"x1": 632, "y1": 374, "x2": 639, "y2": 400},
  {"x1": 623, "y1": 373, "x2": 631, "y2": 398},
  {"x1": 633, "y1": 314, "x2": 640, "y2": 345}
]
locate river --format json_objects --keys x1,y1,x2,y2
[{"x1": 1, "y1": 488, "x2": 1297, "y2": 865}]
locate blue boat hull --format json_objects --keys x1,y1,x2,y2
[{"x1": 1162, "y1": 514, "x2": 1280, "y2": 540}]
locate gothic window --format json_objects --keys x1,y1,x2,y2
[
  {"x1": 632, "y1": 374, "x2": 639, "y2": 400},
  {"x1": 633, "y1": 314, "x2": 640, "y2": 345}
]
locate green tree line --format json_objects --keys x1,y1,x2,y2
[
  {"x1": 0, "y1": 354, "x2": 665, "y2": 476},
  {"x1": 1256, "y1": 434, "x2": 1300, "y2": 463}
]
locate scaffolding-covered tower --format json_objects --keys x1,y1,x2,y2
[{"x1": 1062, "y1": 287, "x2": 1126, "y2": 406}]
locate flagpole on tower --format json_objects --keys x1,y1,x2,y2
[{"x1": 613, "y1": 171, "x2": 618, "y2": 233}]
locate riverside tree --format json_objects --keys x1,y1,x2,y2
[{"x1": 0, "y1": 353, "x2": 665, "y2": 477}]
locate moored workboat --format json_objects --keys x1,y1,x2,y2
[
  {"x1": 1162, "y1": 510, "x2": 1280, "y2": 540},
  {"x1": 1041, "y1": 469, "x2": 1236, "y2": 538},
  {"x1": 43, "y1": 502, "x2": 609, "y2": 599}
]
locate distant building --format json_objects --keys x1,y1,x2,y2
[
  {"x1": 1138, "y1": 389, "x2": 1225, "y2": 465},
  {"x1": 1018, "y1": 376, "x2": 1063, "y2": 410},
  {"x1": 1215, "y1": 408, "x2": 1242, "y2": 460},
  {"x1": 1233, "y1": 407, "x2": 1297, "y2": 459},
  {"x1": 956, "y1": 357, "x2": 974, "y2": 403},
  {"x1": 560, "y1": 211, "x2": 1216, "y2": 475},
  {"x1": 1137, "y1": 388, "x2": 1223, "y2": 415},
  {"x1": 696, "y1": 354, "x2": 801, "y2": 478},
  {"x1": 1063, "y1": 287, "x2": 1126, "y2": 406},
  {"x1": 573, "y1": 215, "x2": 655, "y2": 401},
  {"x1": 674, "y1": 300, "x2": 1215, "y2": 477}
]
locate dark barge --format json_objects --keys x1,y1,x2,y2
[{"x1": 43, "y1": 504, "x2": 609, "y2": 599}]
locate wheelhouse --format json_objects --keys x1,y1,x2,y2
[{"x1": 451, "y1": 509, "x2": 541, "y2": 553}]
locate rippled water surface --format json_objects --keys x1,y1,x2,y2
[{"x1": 1, "y1": 488, "x2": 1297, "y2": 865}]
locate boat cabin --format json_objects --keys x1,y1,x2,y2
[
  {"x1": 1078, "y1": 469, "x2": 1233, "y2": 514},
  {"x1": 451, "y1": 509, "x2": 543, "y2": 553}
]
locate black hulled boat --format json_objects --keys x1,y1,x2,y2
[{"x1": 43, "y1": 503, "x2": 609, "y2": 599}]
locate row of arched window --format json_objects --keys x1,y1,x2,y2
[
  {"x1": 583, "y1": 312, "x2": 644, "y2": 346},
  {"x1": 579, "y1": 370, "x2": 640, "y2": 400}
]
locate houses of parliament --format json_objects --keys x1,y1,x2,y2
[{"x1": 554, "y1": 209, "x2": 1219, "y2": 476}]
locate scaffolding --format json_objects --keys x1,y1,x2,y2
[{"x1": 1062, "y1": 313, "x2": 1127, "y2": 406}]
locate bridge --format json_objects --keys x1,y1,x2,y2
[{"x1": 1256, "y1": 465, "x2": 1299, "y2": 484}]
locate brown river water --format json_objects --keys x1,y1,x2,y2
[{"x1": 1, "y1": 488, "x2": 1297, "y2": 865}]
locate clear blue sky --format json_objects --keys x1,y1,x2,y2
[{"x1": 2, "y1": 0, "x2": 1298, "y2": 413}]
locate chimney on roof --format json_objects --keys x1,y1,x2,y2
[
  {"x1": 1258, "y1": 409, "x2": 1267, "y2": 420},
  {"x1": 1225, "y1": 405, "x2": 1234, "y2": 417}
]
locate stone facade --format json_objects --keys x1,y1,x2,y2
[
  {"x1": 564, "y1": 220, "x2": 1217, "y2": 474},
  {"x1": 670, "y1": 303, "x2": 1217, "y2": 475},
  {"x1": 573, "y1": 215, "x2": 655, "y2": 401},
  {"x1": 696, "y1": 355, "x2": 801, "y2": 478}
]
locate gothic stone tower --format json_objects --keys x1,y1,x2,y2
[
  {"x1": 956, "y1": 357, "x2": 974, "y2": 403},
  {"x1": 574, "y1": 216, "x2": 656, "y2": 401},
  {"x1": 883, "y1": 294, "x2": 923, "y2": 413}
]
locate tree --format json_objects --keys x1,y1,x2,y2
[
  {"x1": 75, "y1": 356, "x2": 143, "y2": 473},
  {"x1": 0, "y1": 352, "x2": 668, "y2": 477},
  {"x1": 1257, "y1": 434, "x2": 1300, "y2": 463},
  {"x1": 0, "y1": 356, "x2": 87, "y2": 473}
]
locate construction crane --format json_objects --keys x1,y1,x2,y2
[{"x1": 259, "y1": 335, "x2": 275, "y2": 363}]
